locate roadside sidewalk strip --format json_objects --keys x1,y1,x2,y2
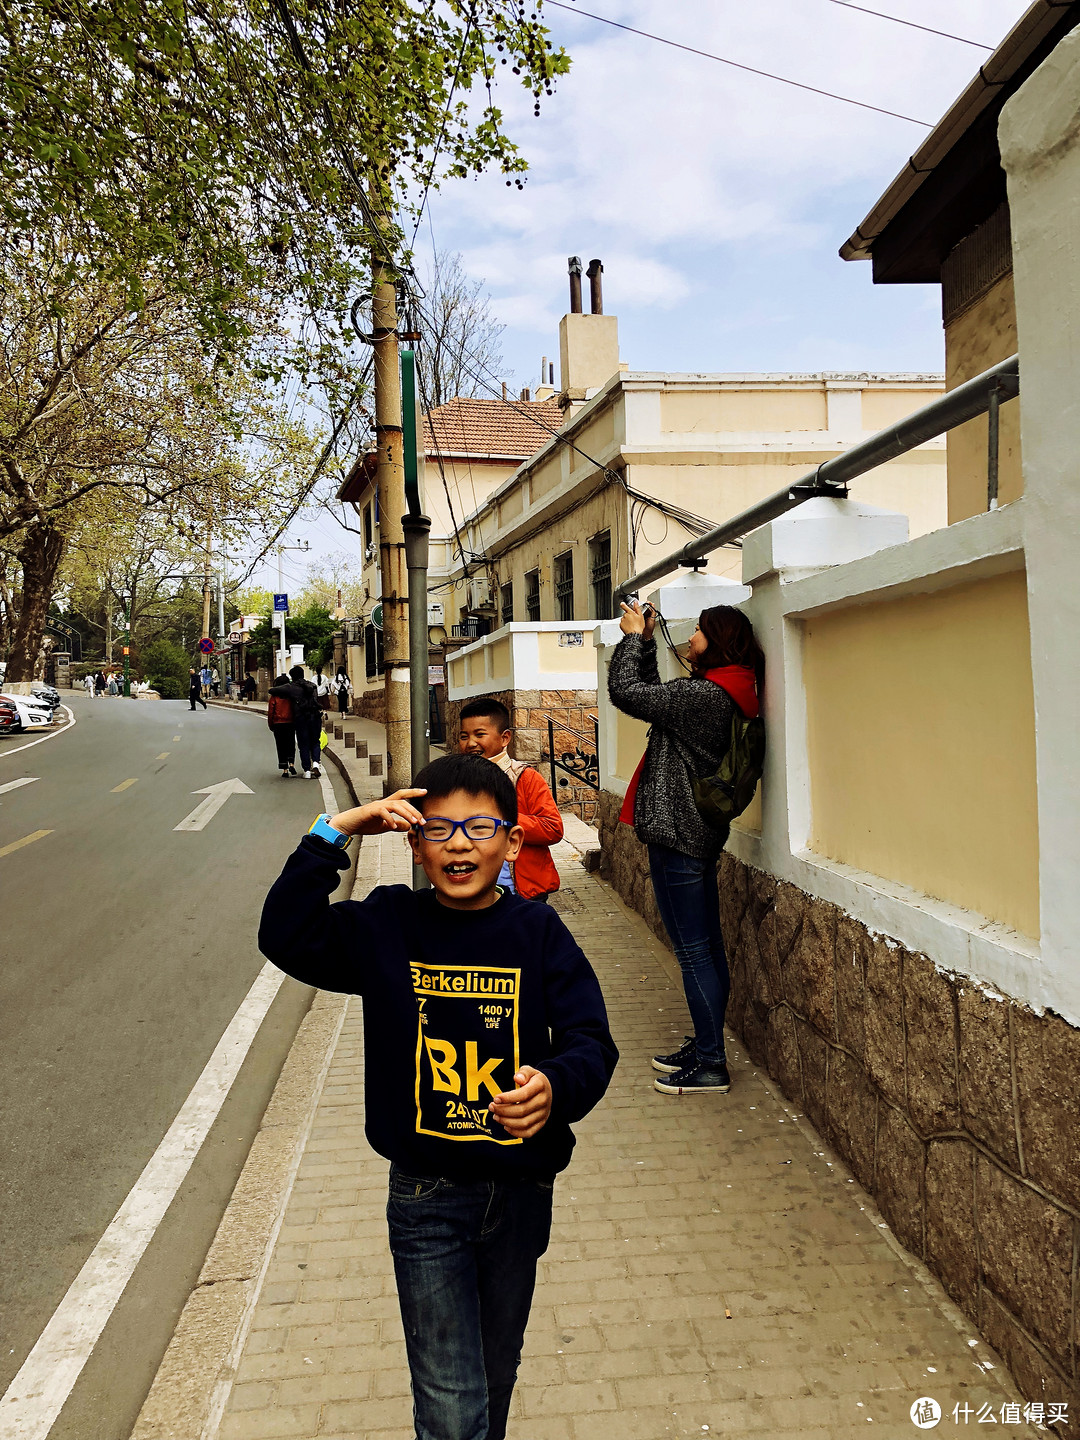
[
  {"x1": 130, "y1": 833, "x2": 390, "y2": 1440},
  {"x1": 0, "y1": 965, "x2": 287, "y2": 1440}
]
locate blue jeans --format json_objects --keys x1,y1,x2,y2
[
  {"x1": 386, "y1": 1166, "x2": 554, "y2": 1440},
  {"x1": 295, "y1": 714, "x2": 321, "y2": 771},
  {"x1": 647, "y1": 844, "x2": 730, "y2": 1067}
]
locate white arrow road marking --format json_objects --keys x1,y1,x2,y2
[
  {"x1": 0, "y1": 964, "x2": 285, "y2": 1440},
  {"x1": 173, "y1": 778, "x2": 254, "y2": 832},
  {"x1": 0, "y1": 777, "x2": 38, "y2": 797}
]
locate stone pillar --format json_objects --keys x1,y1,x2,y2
[{"x1": 1000, "y1": 34, "x2": 1080, "y2": 1022}]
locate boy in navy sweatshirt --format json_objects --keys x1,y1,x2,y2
[{"x1": 259, "y1": 752, "x2": 618, "y2": 1440}]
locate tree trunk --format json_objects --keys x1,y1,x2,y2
[{"x1": 7, "y1": 525, "x2": 66, "y2": 683}]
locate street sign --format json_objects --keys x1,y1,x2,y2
[
  {"x1": 198, "y1": 637, "x2": 215, "y2": 654},
  {"x1": 227, "y1": 633, "x2": 243, "y2": 645},
  {"x1": 273, "y1": 593, "x2": 288, "y2": 612},
  {"x1": 371, "y1": 603, "x2": 383, "y2": 631}
]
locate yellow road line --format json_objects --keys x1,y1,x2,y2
[
  {"x1": 172, "y1": 736, "x2": 181, "y2": 742},
  {"x1": 0, "y1": 829, "x2": 52, "y2": 859},
  {"x1": 156, "y1": 752, "x2": 170, "y2": 759},
  {"x1": 111, "y1": 778, "x2": 138, "y2": 793}
]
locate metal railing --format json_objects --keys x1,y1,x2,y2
[
  {"x1": 542, "y1": 714, "x2": 601, "y2": 796},
  {"x1": 614, "y1": 354, "x2": 1020, "y2": 605}
]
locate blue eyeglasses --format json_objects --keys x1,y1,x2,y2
[{"x1": 412, "y1": 815, "x2": 513, "y2": 842}]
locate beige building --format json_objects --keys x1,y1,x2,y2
[
  {"x1": 336, "y1": 391, "x2": 562, "y2": 718},
  {"x1": 447, "y1": 299, "x2": 947, "y2": 623}
]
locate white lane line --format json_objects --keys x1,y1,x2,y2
[
  {"x1": 318, "y1": 766, "x2": 336, "y2": 814},
  {"x1": 0, "y1": 777, "x2": 38, "y2": 796},
  {"x1": 0, "y1": 963, "x2": 286, "y2": 1440},
  {"x1": 0, "y1": 707, "x2": 75, "y2": 759}
]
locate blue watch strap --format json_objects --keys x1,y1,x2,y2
[{"x1": 308, "y1": 813, "x2": 352, "y2": 849}]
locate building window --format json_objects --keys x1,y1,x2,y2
[
  {"x1": 363, "y1": 503, "x2": 373, "y2": 550},
  {"x1": 364, "y1": 622, "x2": 383, "y2": 679},
  {"x1": 590, "y1": 531, "x2": 612, "y2": 619},
  {"x1": 554, "y1": 551, "x2": 574, "y2": 622},
  {"x1": 525, "y1": 569, "x2": 541, "y2": 622},
  {"x1": 500, "y1": 582, "x2": 514, "y2": 625}
]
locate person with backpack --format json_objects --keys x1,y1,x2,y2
[
  {"x1": 333, "y1": 665, "x2": 352, "y2": 715},
  {"x1": 608, "y1": 602, "x2": 764, "y2": 1097},
  {"x1": 269, "y1": 665, "x2": 323, "y2": 779},
  {"x1": 267, "y1": 675, "x2": 297, "y2": 776}
]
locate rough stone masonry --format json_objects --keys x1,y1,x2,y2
[{"x1": 599, "y1": 790, "x2": 1080, "y2": 1418}]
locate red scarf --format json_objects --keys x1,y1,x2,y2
[{"x1": 618, "y1": 664, "x2": 759, "y2": 825}]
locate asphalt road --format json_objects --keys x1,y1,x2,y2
[{"x1": 0, "y1": 693, "x2": 353, "y2": 1440}]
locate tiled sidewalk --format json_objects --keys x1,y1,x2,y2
[{"x1": 218, "y1": 838, "x2": 1037, "y2": 1440}]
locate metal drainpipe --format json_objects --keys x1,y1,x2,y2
[
  {"x1": 587, "y1": 259, "x2": 603, "y2": 315},
  {"x1": 568, "y1": 256, "x2": 582, "y2": 313}
]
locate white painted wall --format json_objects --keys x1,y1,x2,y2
[
  {"x1": 446, "y1": 622, "x2": 598, "y2": 700},
  {"x1": 1000, "y1": 30, "x2": 1080, "y2": 1024}
]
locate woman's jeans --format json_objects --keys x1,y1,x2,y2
[
  {"x1": 386, "y1": 1166, "x2": 554, "y2": 1440},
  {"x1": 647, "y1": 844, "x2": 730, "y2": 1067}
]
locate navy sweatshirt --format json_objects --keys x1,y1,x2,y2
[{"x1": 259, "y1": 836, "x2": 619, "y2": 1180}]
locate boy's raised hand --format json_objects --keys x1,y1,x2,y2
[
  {"x1": 329, "y1": 788, "x2": 427, "y2": 837},
  {"x1": 489, "y1": 1066, "x2": 552, "y2": 1139}
]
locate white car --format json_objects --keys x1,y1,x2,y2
[{"x1": 0, "y1": 692, "x2": 54, "y2": 730}]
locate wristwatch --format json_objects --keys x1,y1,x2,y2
[{"x1": 308, "y1": 813, "x2": 353, "y2": 849}]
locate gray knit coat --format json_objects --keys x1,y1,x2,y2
[{"x1": 607, "y1": 634, "x2": 735, "y2": 860}]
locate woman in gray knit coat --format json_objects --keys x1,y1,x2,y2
[{"x1": 608, "y1": 602, "x2": 764, "y2": 1095}]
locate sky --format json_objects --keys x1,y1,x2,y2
[{"x1": 249, "y1": 0, "x2": 1032, "y2": 599}]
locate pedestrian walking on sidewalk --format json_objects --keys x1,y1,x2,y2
[
  {"x1": 259, "y1": 753, "x2": 618, "y2": 1440},
  {"x1": 313, "y1": 667, "x2": 332, "y2": 711},
  {"x1": 84, "y1": 673, "x2": 96, "y2": 699},
  {"x1": 269, "y1": 665, "x2": 322, "y2": 778},
  {"x1": 333, "y1": 665, "x2": 351, "y2": 715},
  {"x1": 188, "y1": 668, "x2": 208, "y2": 711},
  {"x1": 267, "y1": 676, "x2": 297, "y2": 776},
  {"x1": 608, "y1": 602, "x2": 763, "y2": 1097},
  {"x1": 94, "y1": 670, "x2": 107, "y2": 696}
]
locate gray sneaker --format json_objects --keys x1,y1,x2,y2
[{"x1": 654, "y1": 1061, "x2": 731, "y2": 1095}]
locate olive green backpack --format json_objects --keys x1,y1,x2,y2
[{"x1": 691, "y1": 709, "x2": 766, "y2": 840}]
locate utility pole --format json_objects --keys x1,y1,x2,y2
[
  {"x1": 401, "y1": 347, "x2": 431, "y2": 888},
  {"x1": 371, "y1": 190, "x2": 410, "y2": 794},
  {"x1": 201, "y1": 521, "x2": 213, "y2": 645},
  {"x1": 217, "y1": 569, "x2": 227, "y2": 694}
]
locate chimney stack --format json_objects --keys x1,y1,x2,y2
[
  {"x1": 568, "y1": 256, "x2": 583, "y2": 313},
  {"x1": 587, "y1": 258, "x2": 603, "y2": 315}
]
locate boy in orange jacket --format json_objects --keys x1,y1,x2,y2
[{"x1": 457, "y1": 698, "x2": 563, "y2": 901}]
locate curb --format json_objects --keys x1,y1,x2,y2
[{"x1": 129, "y1": 989, "x2": 349, "y2": 1440}]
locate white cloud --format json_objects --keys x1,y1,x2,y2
[{"x1": 423, "y1": 0, "x2": 1029, "y2": 380}]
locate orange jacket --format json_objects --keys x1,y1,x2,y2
[{"x1": 512, "y1": 765, "x2": 563, "y2": 899}]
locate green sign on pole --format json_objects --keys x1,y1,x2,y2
[{"x1": 401, "y1": 349, "x2": 421, "y2": 518}]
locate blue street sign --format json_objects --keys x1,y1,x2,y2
[{"x1": 273, "y1": 593, "x2": 288, "y2": 612}]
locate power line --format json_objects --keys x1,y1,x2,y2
[
  {"x1": 543, "y1": 0, "x2": 933, "y2": 126},
  {"x1": 826, "y1": 0, "x2": 992, "y2": 50}
]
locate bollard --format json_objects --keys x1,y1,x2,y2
[
  {"x1": 369, "y1": 754, "x2": 383, "y2": 777},
  {"x1": 344, "y1": 731, "x2": 356, "y2": 750},
  {"x1": 334, "y1": 724, "x2": 343, "y2": 739},
  {"x1": 356, "y1": 741, "x2": 368, "y2": 759}
]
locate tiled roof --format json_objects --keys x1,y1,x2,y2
[{"x1": 423, "y1": 395, "x2": 563, "y2": 459}]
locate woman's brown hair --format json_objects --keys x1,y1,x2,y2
[{"x1": 691, "y1": 605, "x2": 765, "y2": 697}]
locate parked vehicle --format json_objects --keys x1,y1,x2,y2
[
  {"x1": 0, "y1": 699, "x2": 20, "y2": 735},
  {"x1": 0, "y1": 693, "x2": 53, "y2": 730},
  {"x1": 31, "y1": 683, "x2": 61, "y2": 710}
]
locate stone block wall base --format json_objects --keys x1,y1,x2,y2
[
  {"x1": 445, "y1": 687, "x2": 600, "y2": 824},
  {"x1": 598, "y1": 788, "x2": 1080, "y2": 1415},
  {"x1": 352, "y1": 688, "x2": 386, "y2": 726}
]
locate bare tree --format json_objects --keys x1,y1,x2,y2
[{"x1": 416, "y1": 253, "x2": 508, "y2": 412}]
